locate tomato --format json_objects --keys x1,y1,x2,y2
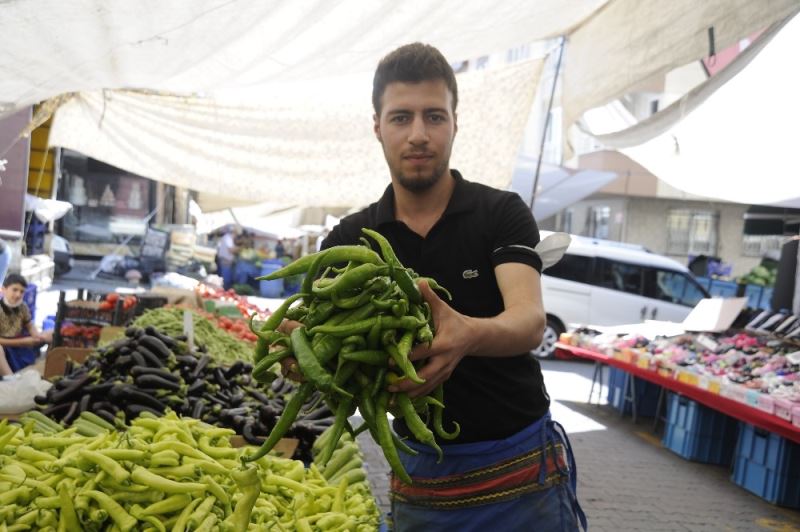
[
  {"x1": 99, "y1": 301, "x2": 114, "y2": 311},
  {"x1": 106, "y1": 293, "x2": 120, "y2": 304}
]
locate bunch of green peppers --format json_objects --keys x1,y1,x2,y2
[{"x1": 248, "y1": 228, "x2": 460, "y2": 484}]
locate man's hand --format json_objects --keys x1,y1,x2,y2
[{"x1": 387, "y1": 279, "x2": 474, "y2": 398}]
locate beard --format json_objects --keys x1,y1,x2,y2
[
  {"x1": 395, "y1": 159, "x2": 448, "y2": 193},
  {"x1": 384, "y1": 142, "x2": 452, "y2": 194}
]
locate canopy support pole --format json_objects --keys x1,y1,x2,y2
[{"x1": 530, "y1": 36, "x2": 566, "y2": 210}]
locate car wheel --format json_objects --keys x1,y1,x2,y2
[{"x1": 531, "y1": 318, "x2": 563, "y2": 360}]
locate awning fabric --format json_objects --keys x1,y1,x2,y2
[
  {"x1": 2, "y1": 0, "x2": 798, "y2": 210},
  {"x1": 0, "y1": 0, "x2": 605, "y2": 117},
  {"x1": 562, "y1": 0, "x2": 800, "y2": 141},
  {"x1": 582, "y1": 13, "x2": 800, "y2": 207},
  {"x1": 49, "y1": 60, "x2": 544, "y2": 207}
]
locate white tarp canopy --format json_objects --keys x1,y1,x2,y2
[
  {"x1": 582, "y1": 12, "x2": 800, "y2": 207},
  {"x1": 1, "y1": 0, "x2": 798, "y2": 207},
  {"x1": 48, "y1": 60, "x2": 544, "y2": 207}
]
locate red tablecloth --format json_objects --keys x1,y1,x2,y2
[{"x1": 555, "y1": 342, "x2": 800, "y2": 444}]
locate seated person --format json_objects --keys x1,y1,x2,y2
[{"x1": 0, "y1": 274, "x2": 52, "y2": 374}]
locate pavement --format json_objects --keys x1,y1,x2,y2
[{"x1": 355, "y1": 359, "x2": 800, "y2": 532}]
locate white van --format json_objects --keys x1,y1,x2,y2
[{"x1": 533, "y1": 232, "x2": 710, "y2": 359}]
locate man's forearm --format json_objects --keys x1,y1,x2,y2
[{"x1": 465, "y1": 305, "x2": 545, "y2": 358}]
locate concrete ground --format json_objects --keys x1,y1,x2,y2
[{"x1": 356, "y1": 359, "x2": 800, "y2": 532}]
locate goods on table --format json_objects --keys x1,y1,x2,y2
[
  {"x1": 313, "y1": 427, "x2": 369, "y2": 486},
  {"x1": 132, "y1": 307, "x2": 255, "y2": 364},
  {"x1": 248, "y1": 229, "x2": 458, "y2": 484},
  {"x1": 0, "y1": 411, "x2": 380, "y2": 530},
  {"x1": 35, "y1": 326, "x2": 334, "y2": 462},
  {"x1": 196, "y1": 283, "x2": 271, "y2": 320},
  {"x1": 58, "y1": 322, "x2": 102, "y2": 348},
  {"x1": 563, "y1": 327, "x2": 800, "y2": 421}
]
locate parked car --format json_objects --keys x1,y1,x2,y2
[{"x1": 532, "y1": 231, "x2": 710, "y2": 359}]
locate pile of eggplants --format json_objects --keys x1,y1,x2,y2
[{"x1": 35, "y1": 325, "x2": 333, "y2": 462}]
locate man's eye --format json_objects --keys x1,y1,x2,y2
[
  {"x1": 390, "y1": 115, "x2": 409, "y2": 123},
  {"x1": 429, "y1": 114, "x2": 446, "y2": 123}
]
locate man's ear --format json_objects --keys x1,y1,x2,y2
[
  {"x1": 453, "y1": 112, "x2": 458, "y2": 137},
  {"x1": 373, "y1": 113, "x2": 382, "y2": 142}
]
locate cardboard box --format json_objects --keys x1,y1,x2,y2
[{"x1": 44, "y1": 347, "x2": 92, "y2": 379}]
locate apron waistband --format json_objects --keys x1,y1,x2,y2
[{"x1": 391, "y1": 440, "x2": 568, "y2": 510}]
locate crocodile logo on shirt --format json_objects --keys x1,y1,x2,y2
[{"x1": 462, "y1": 269, "x2": 479, "y2": 279}]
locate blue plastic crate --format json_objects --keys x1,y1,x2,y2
[
  {"x1": 23, "y1": 283, "x2": 37, "y2": 322},
  {"x1": 662, "y1": 393, "x2": 738, "y2": 465},
  {"x1": 732, "y1": 422, "x2": 800, "y2": 508},
  {"x1": 607, "y1": 367, "x2": 661, "y2": 418}
]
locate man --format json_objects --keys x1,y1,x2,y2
[
  {"x1": 0, "y1": 273, "x2": 52, "y2": 375},
  {"x1": 319, "y1": 43, "x2": 586, "y2": 531},
  {"x1": 216, "y1": 226, "x2": 238, "y2": 290}
]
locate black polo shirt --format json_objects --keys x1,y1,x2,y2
[{"x1": 322, "y1": 170, "x2": 550, "y2": 443}]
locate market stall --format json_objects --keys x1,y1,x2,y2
[
  {"x1": 0, "y1": 284, "x2": 390, "y2": 530},
  {"x1": 556, "y1": 306, "x2": 800, "y2": 508}
]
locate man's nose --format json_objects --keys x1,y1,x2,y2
[{"x1": 408, "y1": 116, "x2": 429, "y2": 145}]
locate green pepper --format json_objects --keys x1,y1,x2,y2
[
  {"x1": 396, "y1": 393, "x2": 442, "y2": 463},
  {"x1": 312, "y1": 263, "x2": 388, "y2": 299},
  {"x1": 340, "y1": 350, "x2": 389, "y2": 366},
  {"x1": 291, "y1": 327, "x2": 351, "y2": 398},
  {"x1": 361, "y1": 228, "x2": 421, "y2": 303},
  {"x1": 374, "y1": 391, "x2": 412, "y2": 485},
  {"x1": 244, "y1": 382, "x2": 315, "y2": 463},
  {"x1": 258, "y1": 246, "x2": 385, "y2": 280},
  {"x1": 432, "y1": 384, "x2": 460, "y2": 440},
  {"x1": 83, "y1": 491, "x2": 137, "y2": 531}
]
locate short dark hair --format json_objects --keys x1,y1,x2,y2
[
  {"x1": 372, "y1": 43, "x2": 458, "y2": 116},
  {"x1": 3, "y1": 273, "x2": 27, "y2": 288}
]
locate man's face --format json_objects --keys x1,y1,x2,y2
[
  {"x1": 2, "y1": 283, "x2": 25, "y2": 306},
  {"x1": 374, "y1": 80, "x2": 457, "y2": 193}
]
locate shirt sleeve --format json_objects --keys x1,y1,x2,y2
[
  {"x1": 21, "y1": 304, "x2": 32, "y2": 326},
  {"x1": 490, "y1": 193, "x2": 542, "y2": 274}
]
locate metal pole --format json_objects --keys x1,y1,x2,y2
[{"x1": 530, "y1": 36, "x2": 566, "y2": 210}]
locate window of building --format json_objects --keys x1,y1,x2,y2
[
  {"x1": 666, "y1": 209, "x2": 718, "y2": 255},
  {"x1": 544, "y1": 253, "x2": 592, "y2": 283},
  {"x1": 586, "y1": 206, "x2": 610, "y2": 239}
]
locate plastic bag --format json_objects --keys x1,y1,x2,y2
[{"x1": 0, "y1": 369, "x2": 52, "y2": 414}]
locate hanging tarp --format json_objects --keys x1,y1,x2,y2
[
  {"x1": 49, "y1": 59, "x2": 544, "y2": 207},
  {"x1": 582, "y1": 13, "x2": 800, "y2": 207},
  {"x1": 562, "y1": 0, "x2": 800, "y2": 142},
  {"x1": 0, "y1": 0, "x2": 605, "y2": 118}
]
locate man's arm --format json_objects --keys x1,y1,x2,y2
[
  {"x1": 390, "y1": 262, "x2": 545, "y2": 398},
  {"x1": 461, "y1": 262, "x2": 545, "y2": 357}
]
